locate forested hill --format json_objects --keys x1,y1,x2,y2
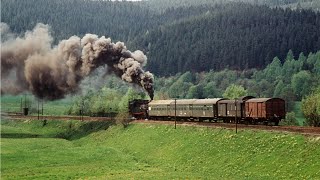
[
  {"x1": 140, "y1": 4, "x2": 320, "y2": 75},
  {"x1": 1, "y1": 0, "x2": 215, "y2": 43},
  {"x1": 144, "y1": 0, "x2": 320, "y2": 12},
  {"x1": 1, "y1": 0, "x2": 320, "y2": 76},
  {"x1": 1, "y1": 0, "x2": 153, "y2": 42}
]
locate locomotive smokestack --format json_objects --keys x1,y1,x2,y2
[{"x1": 1, "y1": 23, "x2": 154, "y2": 100}]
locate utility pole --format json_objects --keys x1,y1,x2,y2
[
  {"x1": 82, "y1": 98, "x2": 84, "y2": 121},
  {"x1": 175, "y1": 98, "x2": 177, "y2": 129},
  {"x1": 42, "y1": 100, "x2": 43, "y2": 116},
  {"x1": 37, "y1": 98, "x2": 40, "y2": 120},
  {"x1": 20, "y1": 97, "x2": 23, "y2": 113},
  {"x1": 24, "y1": 94, "x2": 27, "y2": 108},
  {"x1": 23, "y1": 93, "x2": 28, "y2": 116},
  {"x1": 235, "y1": 99, "x2": 238, "y2": 134}
]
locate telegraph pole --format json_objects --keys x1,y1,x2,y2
[
  {"x1": 175, "y1": 98, "x2": 177, "y2": 129},
  {"x1": 37, "y1": 98, "x2": 40, "y2": 120},
  {"x1": 82, "y1": 98, "x2": 84, "y2": 121},
  {"x1": 42, "y1": 100, "x2": 44, "y2": 115},
  {"x1": 20, "y1": 97, "x2": 23, "y2": 113},
  {"x1": 24, "y1": 94, "x2": 27, "y2": 108},
  {"x1": 235, "y1": 99, "x2": 238, "y2": 134}
]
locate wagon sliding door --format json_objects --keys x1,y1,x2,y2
[
  {"x1": 259, "y1": 102, "x2": 268, "y2": 119},
  {"x1": 257, "y1": 102, "x2": 263, "y2": 118}
]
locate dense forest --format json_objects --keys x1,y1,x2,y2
[
  {"x1": 143, "y1": 0, "x2": 320, "y2": 12},
  {"x1": 141, "y1": 4, "x2": 320, "y2": 75},
  {"x1": 2, "y1": 0, "x2": 320, "y2": 75}
]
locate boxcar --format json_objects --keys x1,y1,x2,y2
[
  {"x1": 193, "y1": 98, "x2": 224, "y2": 121},
  {"x1": 218, "y1": 99, "x2": 240, "y2": 119},
  {"x1": 245, "y1": 98, "x2": 285, "y2": 125},
  {"x1": 217, "y1": 96, "x2": 255, "y2": 123}
]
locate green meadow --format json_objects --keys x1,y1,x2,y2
[
  {"x1": 1, "y1": 95, "x2": 72, "y2": 116},
  {"x1": 1, "y1": 119, "x2": 319, "y2": 179}
]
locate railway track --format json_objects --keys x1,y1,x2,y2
[
  {"x1": 133, "y1": 119, "x2": 320, "y2": 136},
  {"x1": 2, "y1": 114, "x2": 320, "y2": 136},
  {"x1": 1, "y1": 114, "x2": 113, "y2": 121}
]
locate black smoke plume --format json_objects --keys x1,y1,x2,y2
[{"x1": 1, "y1": 23, "x2": 154, "y2": 100}]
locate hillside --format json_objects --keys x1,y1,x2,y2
[
  {"x1": 2, "y1": 0, "x2": 320, "y2": 76},
  {"x1": 144, "y1": 0, "x2": 320, "y2": 12},
  {"x1": 1, "y1": 120, "x2": 320, "y2": 179},
  {"x1": 140, "y1": 4, "x2": 320, "y2": 75},
  {"x1": 1, "y1": 0, "x2": 152, "y2": 42}
]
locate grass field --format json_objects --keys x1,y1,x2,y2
[
  {"x1": 1, "y1": 119, "x2": 320, "y2": 179},
  {"x1": 1, "y1": 95, "x2": 73, "y2": 116}
]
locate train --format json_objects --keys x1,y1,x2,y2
[{"x1": 129, "y1": 96, "x2": 286, "y2": 126}]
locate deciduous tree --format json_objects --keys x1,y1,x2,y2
[{"x1": 222, "y1": 84, "x2": 247, "y2": 99}]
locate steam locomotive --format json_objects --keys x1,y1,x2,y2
[{"x1": 129, "y1": 96, "x2": 286, "y2": 125}]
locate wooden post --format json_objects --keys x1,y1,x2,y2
[
  {"x1": 38, "y1": 98, "x2": 40, "y2": 120},
  {"x1": 82, "y1": 99, "x2": 84, "y2": 121},
  {"x1": 20, "y1": 97, "x2": 23, "y2": 113},
  {"x1": 24, "y1": 94, "x2": 27, "y2": 108},
  {"x1": 175, "y1": 98, "x2": 177, "y2": 129},
  {"x1": 235, "y1": 99, "x2": 237, "y2": 134},
  {"x1": 42, "y1": 100, "x2": 43, "y2": 115}
]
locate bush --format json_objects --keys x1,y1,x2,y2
[
  {"x1": 281, "y1": 112, "x2": 299, "y2": 126},
  {"x1": 115, "y1": 112, "x2": 131, "y2": 128},
  {"x1": 301, "y1": 87, "x2": 320, "y2": 127}
]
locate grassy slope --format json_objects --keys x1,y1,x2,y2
[{"x1": 1, "y1": 120, "x2": 320, "y2": 179}]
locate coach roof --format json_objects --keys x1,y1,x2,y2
[
  {"x1": 193, "y1": 98, "x2": 224, "y2": 105},
  {"x1": 149, "y1": 100, "x2": 174, "y2": 105},
  {"x1": 170, "y1": 99, "x2": 197, "y2": 105}
]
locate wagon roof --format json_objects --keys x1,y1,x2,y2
[
  {"x1": 219, "y1": 99, "x2": 239, "y2": 103},
  {"x1": 246, "y1": 98, "x2": 284, "y2": 103},
  {"x1": 149, "y1": 100, "x2": 175, "y2": 105},
  {"x1": 193, "y1": 98, "x2": 224, "y2": 104},
  {"x1": 238, "y1": 96, "x2": 255, "y2": 101}
]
